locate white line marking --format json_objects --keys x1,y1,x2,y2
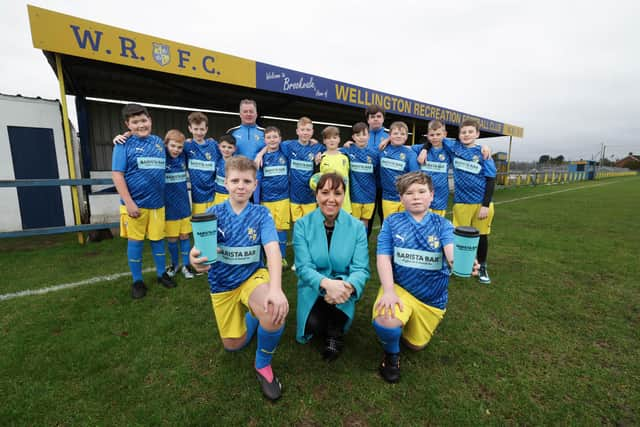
[
  {"x1": 0, "y1": 268, "x2": 154, "y2": 301},
  {"x1": 494, "y1": 181, "x2": 619, "y2": 206},
  {"x1": 1, "y1": 179, "x2": 631, "y2": 301}
]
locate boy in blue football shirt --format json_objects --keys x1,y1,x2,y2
[
  {"x1": 257, "y1": 126, "x2": 291, "y2": 267},
  {"x1": 440, "y1": 119, "x2": 497, "y2": 284},
  {"x1": 190, "y1": 156, "x2": 289, "y2": 401},
  {"x1": 412, "y1": 120, "x2": 452, "y2": 217},
  {"x1": 184, "y1": 112, "x2": 220, "y2": 215},
  {"x1": 372, "y1": 172, "x2": 477, "y2": 383},
  {"x1": 212, "y1": 134, "x2": 237, "y2": 206},
  {"x1": 112, "y1": 104, "x2": 176, "y2": 299},
  {"x1": 341, "y1": 122, "x2": 379, "y2": 227},
  {"x1": 163, "y1": 129, "x2": 195, "y2": 280},
  {"x1": 379, "y1": 121, "x2": 419, "y2": 218}
]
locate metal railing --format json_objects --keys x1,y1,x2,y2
[{"x1": 0, "y1": 178, "x2": 117, "y2": 239}]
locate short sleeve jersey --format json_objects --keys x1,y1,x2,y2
[
  {"x1": 379, "y1": 145, "x2": 419, "y2": 201},
  {"x1": 112, "y1": 134, "x2": 165, "y2": 209},
  {"x1": 377, "y1": 211, "x2": 454, "y2": 309},
  {"x1": 214, "y1": 156, "x2": 229, "y2": 196},
  {"x1": 281, "y1": 140, "x2": 325, "y2": 204},
  {"x1": 341, "y1": 145, "x2": 379, "y2": 204},
  {"x1": 258, "y1": 149, "x2": 289, "y2": 202},
  {"x1": 184, "y1": 138, "x2": 219, "y2": 203},
  {"x1": 443, "y1": 139, "x2": 497, "y2": 204},
  {"x1": 229, "y1": 124, "x2": 265, "y2": 160},
  {"x1": 164, "y1": 151, "x2": 191, "y2": 220},
  {"x1": 412, "y1": 144, "x2": 451, "y2": 211},
  {"x1": 206, "y1": 201, "x2": 278, "y2": 293}
]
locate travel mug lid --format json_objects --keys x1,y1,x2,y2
[
  {"x1": 454, "y1": 226, "x2": 479, "y2": 237},
  {"x1": 191, "y1": 212, "x2": 217, "y2": 222}
]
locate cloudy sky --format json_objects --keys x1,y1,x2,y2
[{"x1": 1, "y1": 0, "x2": 638, "y2": 161}]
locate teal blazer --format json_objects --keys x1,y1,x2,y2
[{"x1": 293, "y1": 208, "x2": 370, "y2": 343}]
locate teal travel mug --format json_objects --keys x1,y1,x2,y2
[
  {"x1": 191, "y1": 213, "x2": 217, "y2": 265},
  {"x1": 452, "y1": 226, "x2": 479, "y2": 277}
]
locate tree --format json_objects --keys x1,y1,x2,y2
[
  {"x1": 538, "y1": 154, "x2": 550, "y2": 164},
  {"x1": 553, "y1": 155, "x2": 564, "y2": 164}
]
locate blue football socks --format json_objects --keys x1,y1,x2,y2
[
  {"x1": 167, "y1": 240, "x2": 179, "y2": 267},
  {"x1": 255, "y1": 324, "x2": 284, "y2": 369},
  {"x1": 277, "y1": 231, "x2": 288, "y2": 259},
  {"x1": 127, "y1": 240, "x2": 144, "y2": 282},
  {"x1": 150, "y1": 240, "x2": 166, "y2": 277},
  {"x1": 373, "y1": 320, "x2": 402, "y2": 354},
  {"x1": 180, "y1": 238, "x2": 191, "y2": 266}
]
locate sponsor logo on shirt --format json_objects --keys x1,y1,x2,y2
[
  {"x1": 394, "y1": 247, "x2": 443, "y2": 271},
  {"x1": 453, "y1": 158, "x2": 482, "y2": 174},
  {"x1": 218, "y1": 245, "x2": 261, "y2": 265}
]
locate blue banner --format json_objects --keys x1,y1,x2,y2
[{"x1": 256, "y1": 62, "x2": 506, "y2": 134}]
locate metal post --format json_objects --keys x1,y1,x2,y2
[
  {"x1": 506, "y1": 136, "x2": 513, "y2": 186},
  {"x1": 411, "y1": 121, "x2": 416, "y2": 145},
  {"x1": 56, "y1": 53, "x2": 84, "y2": 244}
]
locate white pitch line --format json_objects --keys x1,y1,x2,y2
[
  {"x1": 0, "y1": 268, "x2": 154, "y2": 301},
  {"x1": 0, "y1": 179, "x2": 631, "y2": 302},
  {"x1": 494, "y1": 180, "x2": 619, "y2": 206}
]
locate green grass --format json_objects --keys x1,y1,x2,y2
[{"x1": 1, "y1": 176, "x2": 639, "y2": 425}]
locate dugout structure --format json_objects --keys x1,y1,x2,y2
[{"x1": 26, "y1": 5, "x2": 524, "y2": 235}]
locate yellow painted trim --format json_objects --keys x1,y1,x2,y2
[
  {"x1": 56, "y1": 54, "x2": 84, "y2": 244},
  {"x1": 29, "y1": 5, "x2": 256, "y2": 88}
]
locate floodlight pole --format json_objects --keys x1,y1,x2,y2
[{"x1": 55, "y1": 53, "x2": 84, "y2": 244}]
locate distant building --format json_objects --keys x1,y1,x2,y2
[{"x1": 615, "y1": 153, "x2": 639, "y2": 169}]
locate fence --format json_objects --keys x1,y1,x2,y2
[
  {"x1": 496, "y1": 169, "x2": 637, "y2": 188},
  {"x1": 1, "y1": 169, "x2": 637, "y2": 240},
  {"x1": 0, "y1": 178, "x2": 117, "y2": 239}
]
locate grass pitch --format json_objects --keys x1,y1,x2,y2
[{"x1": 1, "y1": 176, "x2": 639, "y2": 425}]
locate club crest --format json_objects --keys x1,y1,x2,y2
[{"x1": 152, "y1": 43, "x2": 170, "y2": 66}]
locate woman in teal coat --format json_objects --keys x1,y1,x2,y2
[{"x1": 293, "y1": 173, "x2": 370, "y2": 360}]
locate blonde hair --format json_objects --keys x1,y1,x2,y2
[
  {"x1": 389, "y1": 121, "x2": 408, "y2": 133},
  {"x1": 164, "y1": 129, "x2": 186, "y2": 145},
  {"x1": 297, "y1": 116, "x2": 313, "y2": 127},
  {"x1": 225, "y1": 155, "x2": 257, "y2": 178}
]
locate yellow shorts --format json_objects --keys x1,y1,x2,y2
[
  {"x1": 119, "y1": 205, "x2": 165, "y2": 241},
  {"x1": 262, "y1": 199, "x2": 291, "y2": 230},
  {"x1": 382, "y1": 199, "x2": 405, "y2": 219},
  {"x1": 213, "y1": 193, "x2": 229, "y2": 206},
  {"x1": 351, "y1": 202, "x2": 375, "y2": 220},
  {"x1": 290, "y1": 202, "x2": 317, "y2": 222},
  {"x1": 209, "y1": 268, "x2": 270, "y2": 339},
  {"x1": 452, "y1": 203, "x2": 494, "y2": 235},
  {"x1": 371, "y1": 285, "x2": 445, "y2": 348},
  {"x1": 430, "y1": 208, "x2": 447, "y2": 218},
  {"x1": 192, "y1": 200, "x2": 215, "y2": 216},
  {"x1": 165, "y1": 216, "x2": 192, "y2": 238}
]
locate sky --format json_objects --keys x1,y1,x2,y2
[{"x1": 1, "y1": 0, "x2": 638, "y2": 162}]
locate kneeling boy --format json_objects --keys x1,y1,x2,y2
[
  {"x1": 372, "y1": 172, "x2": 472, "y2": 383},
  {"x1": 190, "y1": 156, "x2": 289, "y2": 401}
]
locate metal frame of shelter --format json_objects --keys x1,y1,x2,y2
[{"x1": 19, "y1": 5, "x2": 524, "y2": 243}]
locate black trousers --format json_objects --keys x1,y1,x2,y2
[
  {"x1": 304, "y1": 297, "x2": 348, "y2": 338},
  {"x1": 366, "y1": 189, "x2": 383, "y2": 238}
]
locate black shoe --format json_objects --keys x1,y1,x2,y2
[
  {"x1": 131, "y1": 280, "x2": 147, "y2": 299},
  {"x1": 256, "y1": 372, "x2": 282, "y2": 401},
  {"x1": 157, "y1": 272, "x2": 177, "y2": 288},
  {"x1": 322, "y1": 335, "x2": 343, "y2": 361},
  {"x1": 379, "y1": 352, "x2": 401, "y2": 383}
]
